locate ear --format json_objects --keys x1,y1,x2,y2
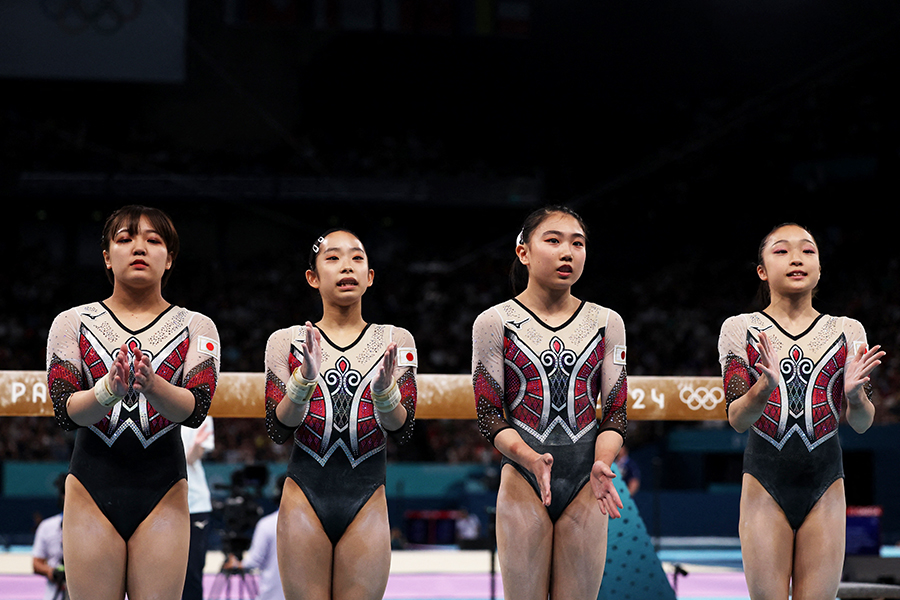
[
  {"x1": 515, "y1": 243, "x2": 529, "y2": 266},
  {"x1": 756, "y1": 264, "x2": 768, "y2": 282},
  {"x1": 103, "y1": 250, "x2": 112, "y2": 271},
  {"x1": 165, "y1": 252, "x2": 173, "y2": 271},
  {"x1": 305, "y1": 269, "x2": 320, "y2": 290},
  {"x1": 366, "y1": 268, "x2": 375, "y2": 288}
]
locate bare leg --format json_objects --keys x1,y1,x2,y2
[
  {"x1": 277, "y1": 478, "x2": 334, "y2": 600},
  {"x1": 791, "y1": 479, "x2": 845, "y2": 600},
  {"x1": 126, "y1": 479, "x2": 190, "y2": 600},
  {"x1": 551, "y1": 483, "x2": 608, "y2": 599},
  {"x1": 495, "y1": 464, "x2": 553, "y2": 600},
  {"x1": 333, "y1": 486, "x2": 392, "y2": 600},
  {"x1": 62, "y1": 475, "x2": 127, "y2": 600},
  {"x1": 739, "y1": 474, "x2": 794, "y2": 600}
]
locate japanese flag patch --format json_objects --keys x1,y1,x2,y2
[
  {"x1": 613, "y1": 345, "x2": 627, "y2": 366},
  {"x1": 398, "y1": 347, "x2": 418, "y2": 368},
  {"x1": 198, "y1": 336, "x2": 220, "y2": 359}
]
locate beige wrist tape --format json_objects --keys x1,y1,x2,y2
[
  {"x1": 286, "y1": 369, "x2": 317, "y2": 406},
  {"x1": 94, "y1": 373, "x2": 123, "y2": 408},
  {"x1": 372, "y1": 380, "x2": 401, "y2": 412}
]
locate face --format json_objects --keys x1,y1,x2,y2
[
  {"x1": 757, "y1": 224, "x2": 820, "y2": 298},
  {"x1": 306, "y1": 230, "x2": 374, "y2": 304},
  {"x1": 517, "y1": 212, "x2": 586, "y2": 290},
  {"x1": 103, "y1": 215, "x2": 173, "y2": 289}
]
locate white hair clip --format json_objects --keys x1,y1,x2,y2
[
  {"x1": 312, "y1": 236, "x2": 325, "y2": 254},
  {"x1": 516, "y1": 229, "x2": 524, "y2": 246}
]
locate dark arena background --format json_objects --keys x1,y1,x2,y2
[{"x1": 2, "y1": 1, "x2": 899, "y2": 599}]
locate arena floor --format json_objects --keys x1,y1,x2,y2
[{"x1": 0, "y1": 540, "x2": 751, "y2": 600}]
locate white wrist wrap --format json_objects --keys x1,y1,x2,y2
[
  {"x1": 94, "y1": 373, "x2": 123, "y2": 407},
  {"x1": 372, "y1": 380, "x2": 401, "y2": 413},
  {"x1": 286, "y1": 369, "x2": 317, "y2": 406}
]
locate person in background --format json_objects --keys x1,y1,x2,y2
[
  {"x1": 226, "y1": 475, "x2": 287, "y2": 600},
  {"x1": 33, "y1": 474, "x2": 67, "y2": 600},
  {"x1": 615, "y1": 444, "x2": 641, "y2": 496},
  {"x1": 182, "y1": 416, "x2": 215, "y2": 600}
]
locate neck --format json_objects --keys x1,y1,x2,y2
[
  {"x1": 517, "y1": 283, "x2": 577, "y2": 317},
  {"x1": 765, "y1": 292, "x2": 817, "y2": 324},
  {"x1": 318, "y1": 301, "x2": 366, "y2": 333},
  {"x1": 105, "y1": 283, "x2": 168, "y2": 314}
]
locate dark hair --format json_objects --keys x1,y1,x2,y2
[
  {"x1": 509, "y1": 205, "x2": 589, "y2": 294},
  {"x1": 308, "y1": 228, "x2": 365, "y2": 272},
  {"x1": 101, "y1": 205, "x2": 179, "y2": 288},
  {"x1": 755, "y1": 222, "x2": 819, "y2": 306}
]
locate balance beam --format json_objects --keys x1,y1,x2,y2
[{"x1": 0, "y1": 371, "x2": 726, "y2": 420}]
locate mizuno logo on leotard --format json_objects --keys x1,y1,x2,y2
[{"x1": 507, "y1": 318, "x2": 530, "y2": 329}]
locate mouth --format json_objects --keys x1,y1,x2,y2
[
  {"x1": 787, "y1": 270, "x2": 807, "y2": 279},
  {"x1": 131, "y1": 259, "x2": 149, "y2": 268},
  {"x1": 557, "y1": 265, "x2": 573, "y2": 275},
  {"x1": 337, "y1": 277, "x2": 358, "y2": 289}
]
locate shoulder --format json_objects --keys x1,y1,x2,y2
[
  {"x1": 387, "y1": 325, "x2": 416, "y2": 344},
  {"x1": 178, "y1": 307, "x2": 217, "y2": 329},
  {"x1": 833, "y1": 315, "x2": 867, "y2": 341},
  {"x1": 35, "y1": 513, "x2": 62, "y2": 535},
  {"x1": 584, "y1": 302, "x2": 623, "y2": 328},
  {"x1": 719, "y1": 312, "x2": 760, "y2": 333},
  {"x1": 53, "y1": 302, "x2": 100, "y2": 323},
  {"x1": 474, "y1": 300, "x2": 518, "y2": 326},
  {"x1": 266, "y1": 325, "x2": 303, "y2": 347}
]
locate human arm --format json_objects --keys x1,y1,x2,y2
[
  {"x1": 185, "y1": 417, "x2": 214, "y2": 465},
  {"x1": 265, "y1": 324, "x2": 316, "y2": 444},
  {"x1": 472, "y1": 309, "x2": 553, "y2": 505},
  {"x1": 372, "y1": 328, "x2": 418, "y2": 440},
  {"x1": 719, "y1": 317, "x2": 779, "y2": 433},
  {"x1": 590, "y1": 309, "x2": 627, "y2": 518},
  {"x1": 843, "y1": 320, "x2": 884, "y2": 434}
]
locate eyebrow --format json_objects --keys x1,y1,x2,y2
[
  {"x1": 771, "y1": 238, "x2": 816, "y2": 246},
  {"x1": 115, "y1": 227, "x2": 161, "y2": 236},
  {"x1": 323, "y1": 246, "x2": 366, "y2": 254},
  {"x1": 540, "y1": 229, "x2": 586, "y2": 239}
]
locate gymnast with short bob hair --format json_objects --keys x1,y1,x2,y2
[
  {"x1": 264, "y1": 228, "x2": 417, "y2": 600},
  {"x1": 472, "y1": 205, "x2": 627, "y2": 600},
  {"x1": 46, "y1": 205, "x2": 220, "y2": 600},
  {"x1": 718, "y1": 222, "x2": 884, "y2": 600}
]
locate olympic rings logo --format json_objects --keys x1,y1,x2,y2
[
  {"x1": 41, "y1": 0, "x2": 143, "y2": 35},
  {"x1": 678, "y1": 384, "x2": 725, "y2": 411}
]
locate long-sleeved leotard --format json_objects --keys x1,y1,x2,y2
[
  {"x1": 47, "y1": 302, "x2": 220, "y2": 540},
  {"x1": 472, "y1": 299, "x2": 628, "y2": 521},
  {"x1": 265, "y1": 323, "x2": 417, "y2": 544},
  {"x1": 718, "y1": 312, "x2": 872, "y2": 530}
]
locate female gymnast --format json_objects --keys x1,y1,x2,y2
[
  {"x1": 718, "y1": 223, "x2": 884, "y2": 600},
  {"x1": 264, "y1": 228, "x2": 417, "y2": 600},
  {"x1": 471, "y1": 205, "x2": 627, "y2": 600},
  {"x1": 46, "y1": 205, "x2": 220, "y2": 600}
]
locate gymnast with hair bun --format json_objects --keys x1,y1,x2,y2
[
  {"x1": 471, "y1": 205, "x2": 627, "y2": 600},
  {"x1": 719, "y1": 222, "x2": 885, "y2": 600},
  {"x1": 264, "y1": 228, "x2": 417, "y2": 600},
  {"x1": 46, "y1": 205, "x2": 220, "y2": 600}
]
